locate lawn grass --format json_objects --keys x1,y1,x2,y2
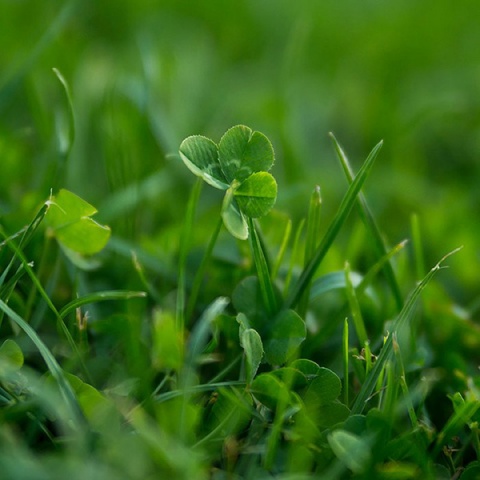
[{"x1": 1, "y1": 2, "x2": 480, "y2": 479}]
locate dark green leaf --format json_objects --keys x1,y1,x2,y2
[
  {"x1": 264, "y1": 309, "x2": 306, "y2": 365},
  {"x1": 304, "y1": 368, "x2": 342, "y2": 406},
  {"x1": 328, "y1": 430, "x2": 371, "y2": 473},
  {"x1": 250, "y1": 372, "x2": 291, "y2": 410}
]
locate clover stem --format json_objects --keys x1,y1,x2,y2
[{"x1": 247, "y1": 216, "x2": 277, "y2": 316}]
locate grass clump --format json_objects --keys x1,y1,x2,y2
[{"x1": 1, "y1": 118, "x2": 479, "y2": 480}]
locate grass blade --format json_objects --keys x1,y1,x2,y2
[
  {"x1": 344, "y1": 261, "x2": 368, "y2": 347},
  {"x1": 0, "y1": 203, "x2": 48, "y2": 288},
  {"x1": 329, "y1": 133, "x2": 403, "y2": 311},
  {"x1": 248, "y1": 217, "x2": 278, "y2": 316},
  {"x1": 271, "y1": 217, "x2": 292, "y2": 281},
  {"x1": 343, "y1": 318, "x2": 349, "y2": 405},
  {"x1": 186, "y1": 216, "x2": 223, "y2": 322},
  {"x1": 59, "y1": 290, "x2": 147, "y2": 319},
  {"x1": 351, "y1": 248, "x2": 462, "y2": 414},
  {"x1": 52, "y1": 67, "x2": 75, "y2": 161},
  {"x1": 0, "y1": 300, "x2": 86, "y2": 430},
  {"x1": 285, "y1": 139, "x2": 383, "y2": 310},
  {"x1": 177, "y1": 178, "x2": 203, "y2": 332},
  {"x1": 298, "y1": 185, "x2": 322, "y2": 318}
]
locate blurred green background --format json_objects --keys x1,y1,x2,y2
[{"x1": 1, "y1": 0, "x2": 479, "y2": 303}]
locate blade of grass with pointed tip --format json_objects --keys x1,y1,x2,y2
[
  {"x1": 0, "y1": 203, "x2": 48, "y2": 288},
  {"x1": 298, "y1": 185, "x2": 322, "y2": 319},
  {"x1": 343, "y1": 318, "x2": 349, "y2": 405},
  {"x1": 283, "y1": 219, "x2": 305, "y2": 297},
  {"x1": 411, "y1": 213, "x2": 425, "y2": 280},
  {"x1": 345, "y1": 261, "x2": 368, "y2": 347},
  {"x1": 52, "y1": 67, "x2": 75, "y2": 161},
  {"x1": 177, "y1": 178, "x2": 203, "y2": 332},
  {"x1": 330, "y1": 133, "x2": 403, "y2": 311},
  {"x1": 351, "y1": 249, "x2": 461, "y2": 414},
  {"x1": 271, "y1": 217, "x2": 292, "y2": 281},
  {"x1": 0, "y1": 299, "x2": 86, "y2": 430},
  {"x1": 247, "y1": 217, "x2": 277, "y2": 316},
  {"x1": 356, "y1": 239, "x2": 408, "y2": 298},
  {"x1": 0, "y1": 1, "x2": 78, "y2": 113},
  {"x1": 59, "y1": 290, "x2": 147, "y2": 319},
  {"x1": 1, "y1": 232, "x2": 89, "y2": 379},
  {"x1": 186, "y1": 216, "x2": 223, "y2": 322},
  {"x1": 285, "y1": 139, "x2": 383, "y2": 310}
]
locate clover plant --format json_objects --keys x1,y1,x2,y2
[{"x1": 179, "y1": 125, "x2": 277, "y2": 240}]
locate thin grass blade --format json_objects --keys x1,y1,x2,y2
[
  {"x1": 0, "y1": 300, "x2": 86, "y2": 430},
  {"x1": 330, "y1": 133, "x2": 403, "y2": 311},
  {"x1": 177, "y1": 178, "x2": 203, "y2": 332},
  {"x1": 59, "y1": 290, "x2": 147, "y2": 319},
  {"x1": 351, "y1": 248, "x2": 462, "y2": 414},
  {"x1": 248, "y1": 217, "x2": 278, "y2": 316},
  {"x1": 285, "y1": 139, "x2": 383, "y2": 310},
  {"x1": 344, "y1": 261, "x2": 368, "y2": 347},
  {"x1": 52, "y1": 67, "x2": 75, "y2": 161},
  {"x1": 298, "y1": 186, "x2": 322, "y2": 318}
]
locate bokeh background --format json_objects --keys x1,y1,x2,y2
[{"x1": 1, "y1": 0, "x2": 479, "y2": 305}]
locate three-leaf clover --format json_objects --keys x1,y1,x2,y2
[{"x1": 179, "y1": 125, "x2": 277, "y2": 239}]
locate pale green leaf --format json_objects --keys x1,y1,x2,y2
[
  {"x1": 46, "y1": 189, "x2": 111, "y2": 255},
  {"x1": 179, "y1": 135, "x2": 228, "y2": 189},
  {"x1": 218, "y1": 125, "x2": 275, "y2": 183},
  {"x1": 234, "y1": 172, "x2": 277, "y2": 218},
  {"x1": 221, "y1": 188, "x2": 248, "y2": 240},
  {"x1": 241, "y1": 328, "x2": 263, "y2": 384},
  {"x1": 0, "y1": 339, "x2": 24, "y2": 375},
  {"x1": 328, "y1": 430, "x2": 371, "y2": 473}
]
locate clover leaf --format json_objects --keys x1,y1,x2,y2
[
  {"x1": 46, "y1": 189, "x2": 111, "y2": 256},
  {"x1": 178, "y1": 125, "x2": 277, "y2": 239},
  {"x1": 233, "y1": 172, "x2": 277, "y2": 218},
  {"x1": 178, "y1": 135, "x2": 229, "y2": 190},
  {"x1": 218, "y1": 125, "x2": 275, "y2": 182},
  {"x1": 221, "y1": 188, "x2": 249, "y2": 240}
]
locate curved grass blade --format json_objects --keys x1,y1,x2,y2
[
  {"x1": 345, "y1": 261, "x2": 368, "y2": 347},
  {"x1": 351, "y1": 248, "x2": 462, "y2": 414},
  {"x1": 356, "y1": 239, "x2": 408, "y2": 297},
  {"x1": 271, "y1": 217, "x2": 292, "y2": 281},
  {"x1": 298, "y1": 185, "x2": 322, "y2": 318},
  {"x1": 52, "y1": 67, "x2": 75, "y2": 160},
  {"x1": 186, "y1": 216, "x2": 223, "y2": 322},
  {"x1": 177, "y1": 178, "x2": 203, "y2": 332},
  {"x1": 0, "y1": 300, "x2": 86, "y2": 430},
  {"x1": 0, "y1": 1, "x2": 78, "y2": 113},
  {"x1": 285, "y1": 139, "x2": 383, "y2": 310},
  {"x1": 0, "y1": 203, "x2": 49, "y2": 288},
  {"x1": 247, "y1": 217, "x2": 277, "y2": 316},
  {"x1": 329, "y1": 133, "x2": 403, "y2": 311},
  {"x1": 59, "y1": 290, "x2": 147, "y2": 319},
  {"x1": 1, "y1": 231, "x2": 89, "y2": 378}
]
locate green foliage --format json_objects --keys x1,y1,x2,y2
[
  {"x1": 179, "y1": 125, "x2": 277, "y2": 239},
  {"x1": 1, "y1": 2, "x2": 480, "y2": 477}
]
